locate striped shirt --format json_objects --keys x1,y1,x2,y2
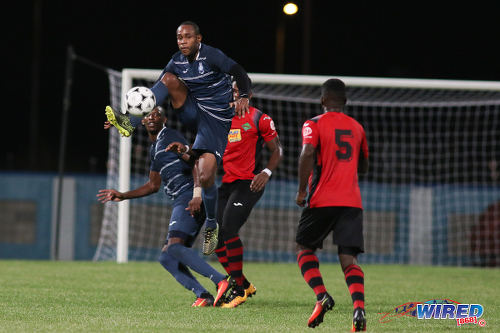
[{"x1": 150, "y1": 127, "x2": 193, "y2": 200}]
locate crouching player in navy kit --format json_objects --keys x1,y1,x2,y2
[
  {"x1": 97, "y1": 106, "x2": 233, "y2": 307},
  {"x1": 295, "y1": 79, "x2": 369, "y2": 330},
  {"x1": 106, "y1": 21, "x2": 252, "y2": 257}
]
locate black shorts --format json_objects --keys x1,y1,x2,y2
[
  {"x1": 295, "y1": 206, "x2": 364, "y2": 253},
  {"x1": 217, "y1": 179, "x2": 264, "y2": 239}
]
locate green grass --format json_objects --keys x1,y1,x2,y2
[{"x1": 0, "y1": 260, "x2": 498, "y2": 332}]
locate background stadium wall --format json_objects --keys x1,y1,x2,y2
[{"x1": 94, "y1": 71, "x2": 500, "y2": 267}]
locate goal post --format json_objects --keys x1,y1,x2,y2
[{"x1": 95, "y1": 70, "x2": 500, "y2": 267}]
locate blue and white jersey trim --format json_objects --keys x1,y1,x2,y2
[
  {"x1": 181, "y1": 71, "x2": 215, "y2": 81},
  {"x1": 160, "y1": 159, "x2": 180, "y2": 173},
  {"x1": 197, "y1": 103, "x2": 233, "y2": 122},
  {"x1": 169, "y1": 182, "x2": 191, "y2": 197}
]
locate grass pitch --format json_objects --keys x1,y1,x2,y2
[{"x1": 0, "y1": 260, "x2": 498, "y2": 332}]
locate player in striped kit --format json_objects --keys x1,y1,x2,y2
[
  {"x1": 214, "y1": 82, "x2": 282, "y2": 308},
  {"x1": 295, "y1": 79, "x2": 368, "y2": 331},
  {"x1": 107, "y1": 21, "x2": 252, "y2": 257},
  {"x1": 98, "y1": 107, "x2": 233, "y2": 307}
]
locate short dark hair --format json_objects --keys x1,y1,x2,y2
[
  {"x1": 179, "y1": 21, "x2": 200, "y2": 35},
  {"x1": 321, "y1": 78, "x2": 347, "y2": 105},
  {"x1": 156, "y1": 106, "x2": 166, "y2": 117}
]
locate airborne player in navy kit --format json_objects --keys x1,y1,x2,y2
[{"x1": 107, "y1": 21, "x2": 252, "y2": 264}]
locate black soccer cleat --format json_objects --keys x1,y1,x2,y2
[
  {"x1": 351, "y1": 307, "x2": 366, "y2": 332},
  {"x1": 307, "y1": 293, "x2": 335, "y2": 328}
]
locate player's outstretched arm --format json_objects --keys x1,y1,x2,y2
[
  {"x1": 96, "y1": 171, "x2": 161, "y2": 203},
  {"x1": 97, "y1": 189, "x2": 124, "y2": 203},
  {"x1": 227, "y1": 63, "x2": 251, "y2": 118}
]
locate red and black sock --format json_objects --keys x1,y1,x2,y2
[
  {"x1": 344, "y1": 264, "x2": 365, "y2": 310},
  {"x1": 215, "y1": 246, "x2": 231, "y2": 275},
  {"x1": 225, "y1": 236, "x2": 245, "y2": 287},
  {"x1": 297, "y1": 249, "x2": 327, "y2": 300}
]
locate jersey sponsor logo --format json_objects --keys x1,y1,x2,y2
[
  {"x1": 228, "y1": 128, "x2": 242, "y2": 142},
  {"x1": 198, "y1": 62, "x2": 204, "y2": 74},
  {"x1": 233, "y1": 202, "x2": 243, "y2": 206},
  {"x1": 242, "y1": 122, "x2": 252, "y2": 131}
]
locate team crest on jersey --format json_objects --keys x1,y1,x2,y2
[
  {"x1": 228, "y1": 129, "x2": 242, "y2": 142},
  {"x1": 302, "y1": 125, "x2": 312, "y2": 137},
  {"x1": 270, "y1": 120, "x2": 276, "y2": 131},
  {"x1": 198, "y1": 62, "x2": 204, "y2": 74},
  {"x1": 242, "y1": 122, "x2": 252, "y2": 131}
]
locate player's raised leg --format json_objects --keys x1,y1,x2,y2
[{"x1": 150, "y1": 72, "x2": 188, "y2": 109}]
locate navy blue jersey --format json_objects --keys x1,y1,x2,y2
[
  {"x1": 150, "y1": 127, "x2": 193, "y2": 200},
  {"x1": 159, "y1": 43, "x2": 235, "y2": 120}
]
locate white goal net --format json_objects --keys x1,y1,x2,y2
[{"x1": 94, "y1": 70, "x2": 500, "y2": 267}]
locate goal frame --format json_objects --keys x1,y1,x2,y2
[{"x1": 115, "y1": 70, "x2": 500, "y2": 263}]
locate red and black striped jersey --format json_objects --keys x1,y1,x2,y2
[
  {"x1": 302, "y1": 112, "x2": 368, "y2": 208},
  {"x1": 222, "y1": 106, "x2": 278, "y2": 183}
]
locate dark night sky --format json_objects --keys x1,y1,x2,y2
[{"x1": 3, "y1": 0, "x2": 500, "y2": 174}]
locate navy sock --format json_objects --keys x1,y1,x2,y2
[
  {"x1": 202, "y1": 184, "x2": 218, "y2": 228},
  {"x1": 150, "y1": 80, "x2": 169, "y2": 105},
  {"x1": 158, "y1": 250, "x2": 207, "y2": 297},
  {"x1": 167, "y1": 243, "x2": 225, "y2": 285}
]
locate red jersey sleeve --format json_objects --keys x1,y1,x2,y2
[
  {"x1": 258, "y1": 114, "x2": 278, "y2": 142},
  {"x1": 302, "y1": 120, "x2": 318, "y2": 146}
]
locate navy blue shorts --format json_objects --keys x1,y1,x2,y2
[
  {"x1": 177, "y1": 94, "x2": 232, "y2": 164},
  {"x1": 166, "y1": 189, "x2": 205, "y2": 247}
]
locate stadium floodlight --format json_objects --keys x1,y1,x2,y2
[{"x1": 283, "y1": 3, "x2": 298, "y2": 15}]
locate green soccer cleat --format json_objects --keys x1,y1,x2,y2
[
  {"x1": 105, "y1": 106, "x2": 134, "y2": 137},
  {"x1": 307, "y1": 293, "x2": 335, "y2": 328},
  {"x1": 202, "y1": 222, "x2": 219, "y2": 255}
]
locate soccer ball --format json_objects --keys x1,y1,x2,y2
[{"x1": 125, "y1": 86, "x2": 156, "y2": 117}]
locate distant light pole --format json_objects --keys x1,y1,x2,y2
[{"x1": 275, "y1": 2, "x2": 299, "y2": 73}]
